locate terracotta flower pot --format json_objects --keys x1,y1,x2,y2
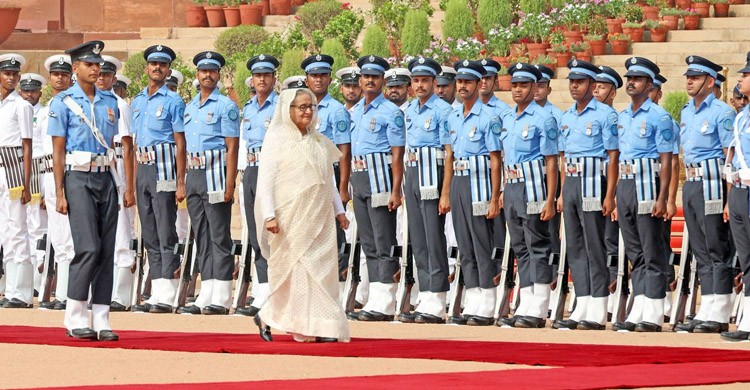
[
  {"x1": 185, "y1": 5, "x2": 208, "y2": 28},
  {"x1": 492, "y1": 56, "x2": 511, "y2": 69},
  {"x1": 572, "y1": 51, "x2": 591, "y2": 62},
  {"x1": 661, "y1": 15, "x2": 679, "y2": 30},
  {"x1": 650, "y1": 27, "x2": 668, "y2": 42},
  {"x1": 623, "y1": 27, "x2": 645, "y2": 42},
  {"x1": 610, "y1": 40, "x2": 629, "y2": 55},
  {"x1": 587, "y1": 39, "x2": 606, "y2": 56},
  {"x1": 261, "y1": 0, "x2": 271, "y2": 16},
  {"x1": 205, "y1": 5, "x2": 226, "y2": 27},
  {"x1": 544, "y1": 62, "x2": 557, "y2": 72},
  {"x1": 676, "y1": 0, "x2": 692, "y2": 8},
  {"x1": 713, "y1": 3, "x2": 730, "y2": 17},
  {"x1": 497, "y1": 75, "x2": 512, "y2": 91},
  {"x1": 270, "y1": 0, "x2": 292, "y2": 15},
  {"x1": 526, "y1": 42, "x2": 548, "y2": 60},
  {"x1": 642, "y1": 5, "x2": 660, "y2": 20},
  {"x1": 692, "y1": 2, "x2": 710, "y2": 17},
  {"x1": 240, "y1": 4, "x2": 263, "y2": 25},
  {"x1": 224, "y1": 6, "x2": 241, "y2": 27},
  {"x1": 683, "y1": 14, "x2": 700, "y2": 30},
  {"x1": 729, "y1": 0, "x2": 745, "y2": 4},
  {"x1": 607, "y1": 18, "x2": 625, "y2": 34},
  {"x1": 554, "y1": 52, "x2": 571, "y2": 67},
  {"x1": 564, "y1": 30, "x2": 584, "y2": 44},
  {"x1": 291, "y1": 0, "x2": 306, "y2": 6}
]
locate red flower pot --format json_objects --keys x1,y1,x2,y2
[
  {"x1": 261, "y1": 0, "x2": 270, "y2": 16},
  {"x1": 692, "y1": 2, "x2": 710, "y2": 17},
  {"x1": 270, "y1": 0, "x2": 292, "y2": 15},
  {"x1": 564, "y1": 30, "x2": 583, "y2": 44},
  {"x1": 497, "y1": 75, "x2": 511, "y2": 91},
  {"x1": 607, "y1": 18, "x2": 625, "y2": 34},
  {"x1": 185, "y1": 5, "x2": 208, "y2": 28},
  {"x1": 676, "y1": 0, "x2": 692, "y2": 9},
  {"x1": 492, "y1": 56, "x2": 511, "y2": 70},
  {"x1": 642, "y1": 5, "x2": 660, "y2": 20},
  {"x1": 240, "y1": 4, "x2": 263, "y2": 26},
  {"x1": 554, "y1": 52, "x2": 571, "y2": 67},
  {"x1": 205, "y1": 6, "x2": 227, "y2": 27},
  {"x1": 587, "y1": 39, "x2": 606, "y2": 56},
  {"x1": 661, "y1": 15, "x2": 679, "y2": 30},
  {"x1": 526, "y1": 42, "x2": 548, "y2": 60},
  {"x1": 683, "y1": 14, "x2": 700, "y2": 30},
  {"x1": 572, "y1": 51, "x2": 591, "y2": 62},
  {"x1": 713, "y1": 3, "x2": 730, "y2": 17},
  {"x1": 224, "y1": 6, "x2": 241, "y2": 27},
  {"x1": 623, "y1": 27, "x2": 644, "y2": 42},
  {"x1": 650, "y1": 27, "x2": 668, "y2": 42},
  {"x1": 610, "y1": 40, "x2": 629, "y2": 55}
]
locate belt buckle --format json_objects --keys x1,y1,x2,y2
[
  {"x1": 353, "y1": 160, "x2": 367, "y2": 170},
  {"x1": 620, "y1": 164, "x2": 634, "y2": 175},
  {"x1": 247, "y1": 153, "x2": 257, "y2": 163},
  {"x1": 191, "y1": 156, "x2": 204, "y2": 167},
  {"x1": 455, "y1": 161, "x2": 468, "y2": 171},
  {"x1": 406, "y1": 152, "x2": 418, "y2": 163},
  {"x1": 566, "y1": 163, "x2": 579, "y2": 175},
  {"x1": 506, "y1": 169, "x2": 518, "y2": 180}
]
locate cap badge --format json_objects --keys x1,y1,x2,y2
[
  {"x1": 351, "y1": 70, "x2": 357, "y2": 77},
  {"x1": 206, "y1": 52, "x2": 212, "y2": 59},
  {"x1": 392, "y1": 73, "x2": 397, "y2": 79},
  {"x1": 58, "y1": 57, "x2": 65, "y2": 64},
  {"x1": 599, "y1": 66, "x2": 604, "y2": 70},
  {"x1": 259, "y1": 54, "x2": 265, "y2": 60},
  {"x1": 296, "y1": 80, "x2": 303, "y2": 86},
  {"x1": 93, "y1": 44, "x2": 101, "y2": 55},
  {"x1": 157, "y1": 45, "x2": 163, "y2": 51},
  {"x1": 516, "y1": 63, "x2": 522, "y2": 69},
  {"x1": 10, "y1": 57, "x2": 16, "y2": 65},
  {"x1": 369, "y1": 55, "x2": 375, "y2": 62},
  {"x1": 688, "y1": 56, "x2": 694, "y2": 63},
  {"x1": 572, "y1": 60, "x2": 578, "y2": 67},
  {"x1": 631, "y1": 57, "x2": 637, "y2": 64},
  {"x1": 315, "y1": 54, "x2": 322, "y2": 61},
  {"x1": 481, "y1": 59, "x2": 487, "y2": 65},
  {"x1": 463, "y1": 60, "x2": 469, "y2": 66},
  {"x1": 418, "y1": 57, "x2": 424, "y2": 64}
]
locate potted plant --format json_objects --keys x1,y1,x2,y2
[
  {"x1": 608, "y1": 32, "x2": 631, "y2": 55},
  {"x1": 676, "y1": 0, "x2": 693, "y2": 8},
  {"x1": 496, "y1": 66, "x2": 511, "y2": 91},
  {"x1": 487, "y1": 27, "x2": 513, "y2": 68},
  {"x1": 239, "y1": 0, "x2": 263, "y2": 25},
  {"x1": 642, "y1": 0, "x2": 662, "y2": 20},
  {"x1": 660, "y1": 7, "x2": 681, "y2": 30},
  {"x1": 205, "y1": 0, "x2": 227, "y2": 27},
  {"x1": 186, "y1": 0, "x2": 209, "y2": 28},
  {"x1": 224, "y1": 0, "x2": 242, "y2": 27},
  {"x1": 644, "y1": 19, "x2": 668, "y2": 42},
  {"x1": 0, "y1": 7, "x2": 20, "y2": 45},
  {"x1": 533, "y1": 54, "x2": 557, "y2": 72},
  {"x1": 560, "y1": 3, "x2": 587, "y2": 43},
  {"x1": 260, "y1": 0, "x2": 270, "y2": 16},
  {"x1": 522, "y1": 13, "x2": 554, "y2": 60},
  {"x1": 622, "y1": 21, "x2": 645, "y2": 42},
  {"x1": 691, "y1": 0, "x2": 711, "y2": 17},
  {"x1": 682, "y1": 8, "x2": 701, "y2": 29},
  {"x1": 291, "y1": 0, "x2": 305, "y2": 6},
  {"x1": 604, "y1": 0, "x2": 628, "y2": 34},
  {"x1": 584, "y1": 34, "x2": 606, "y2": 56},
  {"x1": 624, "y1": 4, "x2": 644, "y2": 24},
  {"x1": 269, "y1": 0, "x2": 292, "y2": 15},
  {"x1": 569, "y1": 41, "x2": 591, "y2": 62},
  {"x1": 711, "y1": 0, "x2": 730, "y2": 17}
]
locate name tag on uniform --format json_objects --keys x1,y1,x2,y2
[
  {"x1": 108, "y1": 108, "x2": 115, "y2": 122},
  {"x1": 640, "y1": 121, "x2": 647, "y2": 136},
  {"x1": 370, "y1": 117, "x2": 376, "y2": 131},
  {"x1": 522, "y1": 124, "x2": 528, "y2": 139},
  {"x1": 206, "y1": 112, "x2": 213, "y2": 122},
  {"x1": 701, "y1": 121, "x2": 709, "y2": 133},
  {"x1": 424, "y1": 117, "x2": 431, "y2": 129},
  {"x1": 468, "y1": 126, "x2": 476, "y2": 138},
  {"x1": 265, "y1": 118, "x2": 271, "y2": 129},
  {"x1": 156, "y1": 105, "x2": 163, "y2": 118},
  {"x1": 585, "y1": 122, "x2": 592, "y2": 136}
]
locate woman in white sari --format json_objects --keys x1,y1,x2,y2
[{"x1": 253, "y1": 88, "x2": 350, "y2": 343}]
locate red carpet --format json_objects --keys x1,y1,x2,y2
[
  {"x1": 25, "y1": 361, "x2": 750, "y2": 389},
  {"x1": 2, "y1": 325, "x2": 749, "y2": 367}
]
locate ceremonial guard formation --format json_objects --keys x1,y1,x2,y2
[{"x1": 6, "y1": 37, "x2": 750, "y2": 344}]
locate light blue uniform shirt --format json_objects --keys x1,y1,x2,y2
[
  {"x1": 47, "y1": 83, "x2": 119, "y2": 153},
  {"x1": 732, "y1": 105, "x2": 750, "y2": 169},
  {"x1": 316, "y1": 93, "x2": 351, "y2": 145},
  {"x1": 130, "y1": 84, "x2": 185, "y2": 147},
  {"x1": 242, "y1": 91, "x2": 278, "y2": 149},
  {"x1": 540, "y1": 101, "x2": 563, "y2": 129},
  {"x1": 447, "y1": 99, "x2": 502, "y2": 158},
  {"x1": 679, "y1": 93, "x2": 735, "y2": 164},
  {"x1": 405, "y1": 93, "x2": 453, "y2": 148},
  {"x1": 618, "y1": 98, "x2": 674, "y2": 160},
  {"x1": 178, "y1": 88, "x2": 239, "y2": 153},
  {"x1": 499, "y1": 101, "x2": 558, "y2": 165},
  {"x1": 559, "y1": 98, "x2": 619, "y2": 158},
  {"x1": 350, "y1": 93, "x2": 405, "y2": 156},
  {"x1": 483, "y1": 95, "x2": 511, "y2": 118}
]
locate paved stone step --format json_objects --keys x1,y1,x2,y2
[
  {"x1": 631, "y1": 40, "x2": 747, "y2": 55},
  {"x1": 701, "y1": 16, "x2": 750, "y2": 29},
  {"x1": 103, "y1": 38, "x2": 217, "y2": 59},
  {"x1": 591, "y1": 53, "x2": 746, "y2": 67},
  {"x1": 667, "y1": 28, "x2": 750, "y2": 42},
  {"x1": 730, "y1": 4, "x2": 750, "y2": 16}
]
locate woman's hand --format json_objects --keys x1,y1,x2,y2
[
  {"x1": 265, "y1": 218, "x2": 280, "y2": 234},
  {"x1": 336, "y1": 213, "x2": 350, "y2": 230}
]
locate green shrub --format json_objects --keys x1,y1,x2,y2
[
  {"x1": 663, "y1": 91, "x2": 689, "y2": 123},
  {"x1": 361, "y1": 25, "x2": 390, "y2": 58},
  {"x1": 278, "y1": 49, "x2": 306, "y2": 83},
  {"x1": 233, "y1": 59, "x2": 253, "y2": 105},
  {"x1": 214, "y1": 25, "x2": 269, "y2": 59},
  {"x1": 443, "y1": 0, "x2": 474, "y2": 40},
  {"x1": 321, "y1": 38, "x2": 350, "y2": 76},
  {"x1": 371, "y1": 0, "x2": 433, "y2": 39},
  {"x1": 519, "y1": 0, "x2": 547, "y2": 15},
  {"x1": 477, "y1": 0, "x2": 513, "y2": 34},
  {"x1": 123, "y1": 52, "x2": 196, "y2": 102},
  {"x1": 401, "y1": 10, "x2": 431, "y2": 57},
  {"x1": 295, "y1": 0, "x2": 342, "y2": 37},
  {"x1": 315, "y1": 8, "x2": 364, "y2": 60}
]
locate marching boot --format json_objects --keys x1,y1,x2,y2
[
  {"x1": 525, "y1": 283, "x2": 551, "y2": 320},
  {"x1": 664, "y1": 291, "x2": 673, "y2": 320},
  {"x1": 92, "y1": 304, "x2": 118, "y2": 341},
  {"x1": 151, "y1": 279, "x2": 178, "y2": 313},
  {"x1": 177, "y1": 279, "x2": 212, "y2": 314},
  {"x1": 111, "y1": 266, "x2": 134, "y2": 311},
  {"x1": 461, "y1": 287, "x2": 481, "y2": 317},
  {"x1": 64, "y1": 299, "x2": 96, "y2": 340},
  {"x1": 578, "y1": 296, "x2": 608, "y2": 330},
  {"x1": 635, "y1": 297, "x2": 665, "y2": 332},
  {"x1": 568, "y1": 295, "x2": 589, "y2": 323},
  {"x1": 134, "y1": 279, "x2": 160, "y2": 313},
  {"x1": 415, "y1": 291, "x2": 447, "y2": 319},
  {"x1": 5, "y1": 262, "x2": 33, "y2": 308},
  {"x1": 204, "y1": 280, "x2": 232, "y2": 315},
  {"x1": 695, "y1": 294, "x2": 731, "y2": 333},
  {"x1": 514, "y1": 286, "x2": 534, "y2": 317},
  {"x1": 694, "y1": 294, "x2": 714, "y2": 322},
  {"x1": 721, "y1": 297, "x2": 750, "y2": 341},
  {"x1": 360, "y1": 282, "x2": 383, "y2": 314},
  {"x1": 468, "y1": 287, "x2": 496, "y2": 326}
]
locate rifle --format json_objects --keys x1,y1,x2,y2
[
  {"x1": 731, "y1": 254, "x2": 742, "y2": 324},
  {"x1": 669, "y1": 221, "x2": 693, "y2": 330},
  {"x1": 130, "y1": 215, "x2": 145, "y2": 306},
  {"x1": 343, "y1": 210, "x2": 360, "y2": 313},
  {"x1": 174, "y1": 221, "x2": 195, "y2": 309},
  {"x1": 494, "y1": 228, "x2": 515, "y2": 319},
  {"x1": 231, "y1": 236, "x2": 252, "y2": 312},
  {"x1": 548, "y1": 218, "x2": 568, "y2": 321},
  {"x1": 447, "y1": 246, "x2": 463, "y2": 320},
  {"x1": 393, "y1": 204, "x2": 413, "y2": 315},
  {"x1": 609, "y1": 230, "x2": 629, "y2": 324},
  {"x1": 37, "y1": 234, "x2": 56, "y2": 304}
]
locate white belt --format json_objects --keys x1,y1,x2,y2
[
  {"x1": 136, "y1": 150, "x2": 155, "y2": 163},
  {"x1": 65, "y1": 152, "x2": 111, "y2": 172},
  {"x1": 351, "y1": 154, "x2": 393, "y2": 172},
  {"x1": 189, "y1": 155, "x2": 206, "y2": 169},
  {"x1": 685, "y1": 166, "x2": 703, "y2": 179}
]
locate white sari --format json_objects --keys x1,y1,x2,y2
[{"x1": 255, "y1": 89, "x2": 350, "y2": 341}]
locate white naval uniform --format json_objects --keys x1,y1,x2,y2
[
  {"x1": 28, "y1": 103, "x2": 48, "y2": 292},
  {"x1": 0, "y1": 90, "x2": 34, "y2": 305}
]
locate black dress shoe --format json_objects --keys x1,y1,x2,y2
[
  {"x1": 97, "y1": 330, "x2": 119, "y2": 341},
  {"x1": 3, "y1": 298, "x2": 32, "y2": 308},
  {"x1": 447, "y1": 315, "x2": 468, "y2": 325},
  {"x1": 357, "y1": 310, "x2": 394, "y2": 322},
  {"x1": 577, "y1": 320, "x2": 606, "y2": 330},
  {"x1": 110, "y1": 301, "x2": 128, "y2": 312},
  {"x1": 176, "y1": 305, "x2": 202, "y2": 315},
  {"x1": 552, "y1": 319, "x2": 579, "y2": 330},
  {"x1": 346, "y1": 310, "x2": 359, "y2": 320},
  {"x1": 514, "y1": 316, "x2": 546, "y2": 328},
  {"x1": 66, "y1": 328, "x2": 97, "y2": 340},
  {"x1": 693, "y1": 321, "x2": 728, "y2": 334},
  {"x1": 132, "y1": 303, "x2": 152, "y2": 313},
  {"x1": 0, "y1": 297, "x2": 8, "y2": 306},
  {"x1": 254, "y1": 314, "x2": 273, "y2": 342},
  {"x1": 315, "y1": 337, "x2": 338, "y2": 343},
  {"x1": 414, "y1": 313, "x2": 445, "y2": 324},
  {"x1": 235, "y1": 306, "x2": 259, "y2": 316},
  {"x1": 39, "y1": 300, "x2": 59, "y2": 310},
  {"x1": 613, "y1": 321, "x2": 637, "y2": 332},
  {"x1": 202, "y1": 304, "x2": 229, "y2": 315},
  {"x1": 635, "y1": 321, "x2": 662, "y2": 332},
  {"x1": 497, "y1": 315, "x2": 520, "y2": 327},
  {"x1": 674, "y1": 319, "x2": 703, "y2": 333},
  {"x1": 397, "y1": 312, "x2": 416, "y2": 323},
  {"x1": 466, "y1": 315, "x2": 494, "y2": 326},
  {"x1": 720, "y1": 330, "x2": 750, "y2": 342},
  {"x1": 149, "y1": 303, "x2": 173, "y2": 313},
  {"x1": 53, "y1": 300, "x2": 67, "y2": 310},
  {"x1": 354, "y1": 301, "x2": 364, "y2": 309}
]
